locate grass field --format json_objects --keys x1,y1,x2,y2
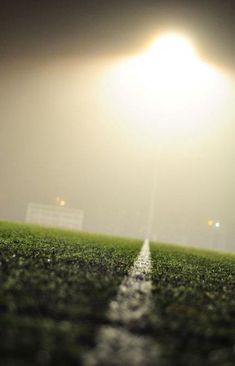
[
  {"x1": 0, "y1": 221, "x2": 141, "y2": 365},
  {"x1": 150, "y1": 244, "x2": 235, "y2": 366},
  {"x1": 0, "y1": 221, "x2": 234, "y2": 365}
]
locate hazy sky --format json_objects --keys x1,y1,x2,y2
[{"x1": 1, "y1": 0, "x2": 235, "y2": 251}]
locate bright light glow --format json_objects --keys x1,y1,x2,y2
[
  {"x1": 102, "y1": 32, "x2": 230, "y2": 145},
  {"x1": 148, "y1": 34, "x2": 195, "y2": 69},
  {"x1": 215, "y1": 222, "x2": 221, "y2": 228}
]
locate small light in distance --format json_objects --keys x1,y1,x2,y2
[
  {"x1": 60, "y1": 200, "x2": 66, "y2": 207},
  {"x1": 55, "y1": 196, "x2": 66, "y2": 207},
  {"x1": 215, "y1": 222, "x2": 221, "y2": 228},
  {"x1": 208, "y1": 219, "x2": 214, "y2": 227}
]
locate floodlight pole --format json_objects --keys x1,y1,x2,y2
[{"x1": 145, "y1": 156, "x2": 158, "y2": 241}]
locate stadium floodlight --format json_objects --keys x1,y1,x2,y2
[
  {"x1": 147, "y1": 33, "x2": 195, "y2": 62},
  {"x1": 104, "y1": 32, "x2": 228, "y2": 146}
]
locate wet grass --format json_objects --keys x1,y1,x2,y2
[
  {"x1": 0, "y1": 221, "x2": 142, "y2": 366},
  {"x1": 150, "y1": 243, "x2": 235, "y2": 366}
]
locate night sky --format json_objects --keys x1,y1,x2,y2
[{"x1": 1, "y1": 0, "x2": 235, "y2": 69}]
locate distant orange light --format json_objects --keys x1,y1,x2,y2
[
  {"x1": 55, "y1": 196, "x2": 66, "y2": 206},
  {"x1": 208, "y1": 219, "x2": 214, "y2": 227}
]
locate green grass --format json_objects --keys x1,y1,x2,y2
[
  {"x1": 1, "y1": 222, "x2": 234, "y2": 366},
  {"x1": 0, "y1": 221, "x2": 142, "y2": 366},
  {"x1": 150, "y1": 243, "x2": 235, "y2": 366}
]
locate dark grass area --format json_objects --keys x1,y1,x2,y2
[
  {"x1": 150, "y1": 243, "x2": 235, "y2": 366},
  {"x1": 1, "y1": 222, "x2": 234, "y2": 366},
  {"x1": 0, "y1": 221, "x2": 142, "y2": 366}
]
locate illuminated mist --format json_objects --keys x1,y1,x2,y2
[{"x1": 1, "y1": 2, "x2": 235, "y2": 252}]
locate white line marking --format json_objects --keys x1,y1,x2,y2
[{"x1": 83, "y1": 239, "x2": 160, "y2": 366}]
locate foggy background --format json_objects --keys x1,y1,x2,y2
[{"x1": 1, "y1": 0, "x2": 235, "y2": 251}]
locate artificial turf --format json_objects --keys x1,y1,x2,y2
[
  {"x1": 150, "y1": 243, "x2": 235, "y2": 366},
  {"x1": 0, "y1": 221, "x2": 142, "y2": 366},
  {"x1": 1, "y1": 222, "x2": 234, "y2": 366}
]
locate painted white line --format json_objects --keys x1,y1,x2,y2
[
  {"x1": 108, "y1": 239, "x2": 152, "y2": 326},
  {"x1": 83, "y1": 326, "x2": 159, "y2": 366},
  {"x1": 83, "y1": 239, "x2": 160, "y2": 366}
]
